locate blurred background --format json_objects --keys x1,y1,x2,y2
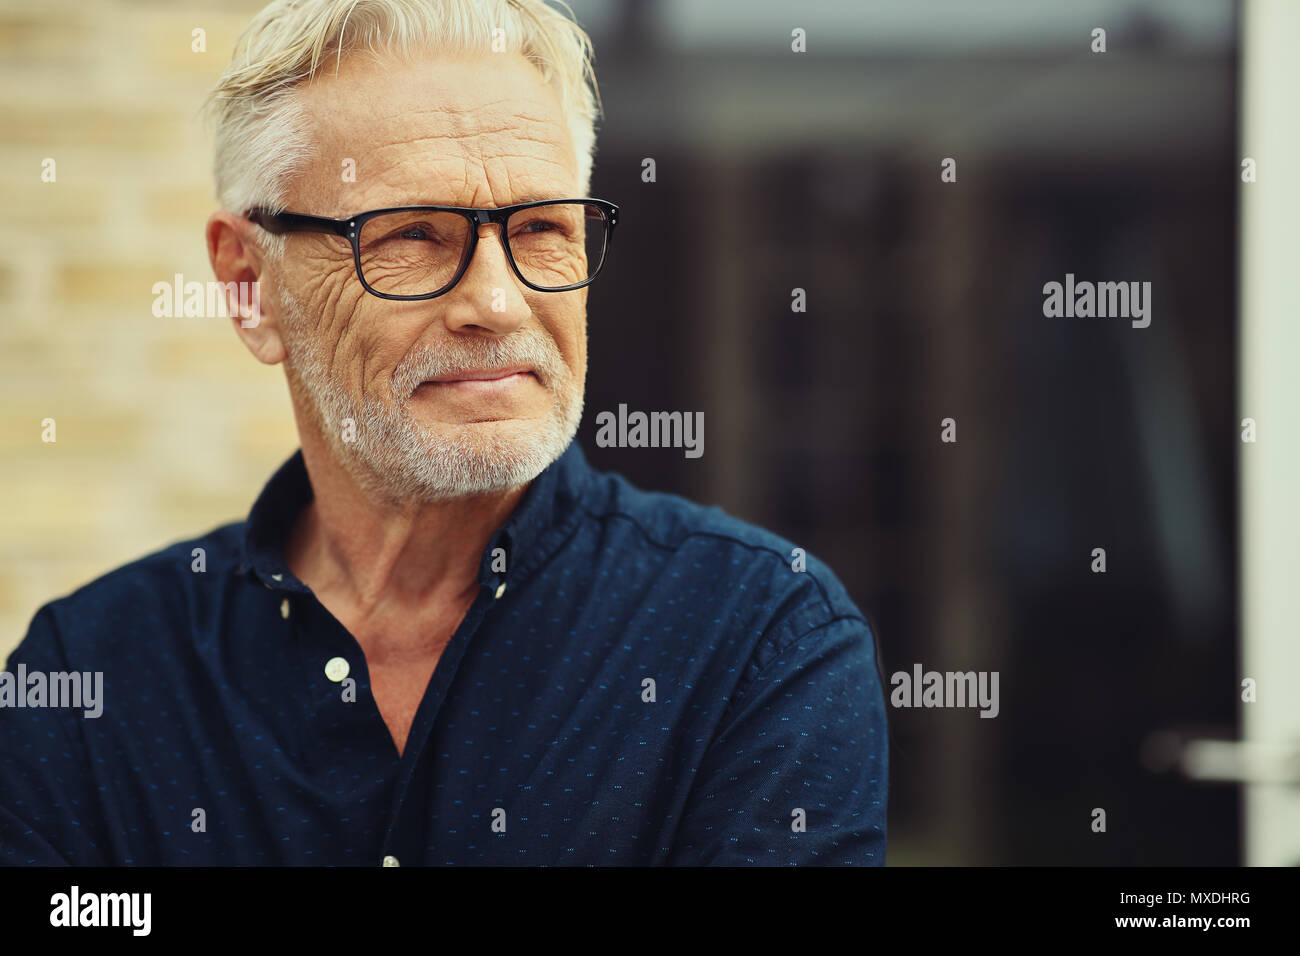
[{"x1": 2, "y1": 0, "x2": 1295, "y2": 865}]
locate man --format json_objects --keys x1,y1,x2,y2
[{"x1": 0, "y1": 0, "x2": 887, "y2": 865}]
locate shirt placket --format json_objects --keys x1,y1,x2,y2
[
  {"x1": 377, "y1": 553, "x2": 512, "y2": 866},
  {"x1": 266, "y1": 575, "x2": 404, "y2": 862}
]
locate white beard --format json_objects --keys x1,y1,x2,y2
[{"x1": 277, "y1": 284, "x2": 584, "y2": 504}]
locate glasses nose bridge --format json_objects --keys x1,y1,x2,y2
[
  {"x1": 464, "y1": 208, "x2": 515, "y2": 265},
  {"x1": 468, "y1": 207, "x2": 511, "y2": 231}
]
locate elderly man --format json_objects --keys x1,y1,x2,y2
[{"x1": 1, "y1": 0, "x2": 887, "y2": 866}]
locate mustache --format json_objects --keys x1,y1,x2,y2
[{"x1": 390, "y1": 331, "x2": 565, "y2": 398}]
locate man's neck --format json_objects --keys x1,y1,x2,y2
[{"x1": 285, "y1": 433, "x2": 527, "y2": 612}]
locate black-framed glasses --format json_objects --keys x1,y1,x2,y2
[{"x1": 245, "y1": 198, "x2": 619, "y2": 300}]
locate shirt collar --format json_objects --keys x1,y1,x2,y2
[{"x1": 238, "y1": 441, "x2": 592, "y2": 594}]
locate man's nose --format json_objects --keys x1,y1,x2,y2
[{"x1": 438, "y1": 223, "x2": 531, "y2": 335}]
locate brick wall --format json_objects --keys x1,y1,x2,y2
[{"x1": 0, "y1": 0, "x2": 296, "y2": 659}]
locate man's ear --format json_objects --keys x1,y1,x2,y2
[{"x1": 206, "y1": 211, "x2": 287, "y2": 365}]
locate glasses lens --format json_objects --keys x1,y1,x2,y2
[
  {"x1": 357, "y1": 210, "x2": 471, "y2": 296},
  {"x1": 506, "y1": 202, "x2": 608, "y2": 290}
]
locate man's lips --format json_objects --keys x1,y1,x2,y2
[
  {"x1": 424, "y1": 364, "x2": 535, "y2": 384},
  {"x1": 414, "y1": 366, "x2": 538, "y2": 395}
]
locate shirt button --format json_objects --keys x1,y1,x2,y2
[
  {"x1": 381, "y1": 855, "x2": 400, "y2": 867},
  {"x1": 494, "y1": 582, "x2": 507, "y2": 599},
  {"x1": 280, "y1": 598, "x2": 291, "y2": 619},
  {"x1": 324, "y1": 657, "x2": 350, "y2": 682},
  {"x1": 271, "y1": 573, "x2": 283, "y2": 582}
]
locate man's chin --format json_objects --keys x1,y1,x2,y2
[
  {"x1": 411, "y1": 415, "x2": 552, "y2": 446},
  {"x1": 370, "y1": 415, "x2": 567, "y2": 496}
]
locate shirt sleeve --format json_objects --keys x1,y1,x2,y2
[
  {"x1": 669, "y1": 614, "x2": 889, "y2": 865},
  {"x1": 0, "y1": 604, "x2": 106, "y2": 866}
]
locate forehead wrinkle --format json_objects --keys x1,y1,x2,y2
[
  {"x1": 297, "y1": 53, "x2": 572, "y2": 179},
  {"x1": 371, "y1": 100, "x2": 558, "y2": 129},
  {"x1": 302, "y1": 136, "x2": 577, "y2": 219},
  {"x1": 353, "y1": 94, "x2": 568, "y2": 150},
  {"x1": 330, "y1": 92, "x2": 562, "y2": 150},
  {"x1": 362, "y1": 123, "x2": 571, "y2": 169},
  {"x1": 345, "y1": 148, "x2": 573, "y2": 210}
]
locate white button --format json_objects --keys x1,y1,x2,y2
[
  {"x1": 324, "y1": 657, "x2": 350, "y2": 682},
  {"x1": 381, "y1": 855, "x2": 400, "y2": 867},
  {"x1": 280, "y1": 598, "x2": 291, "y2": 619},
  {"x1": 494, "y1": 582, "x2": 507, "y2": 599},
  {"x1": 271, "y1": 573, "x2": 283, "y2": 582}
]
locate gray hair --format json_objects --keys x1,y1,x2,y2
[{"x1": 204, "y1": 0, "x2": 602, "y2": 260}]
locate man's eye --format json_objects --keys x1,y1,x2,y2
[
  {"x1": 398, "y1": 226, "x2": 431, "y2": 240},
  {"x1": 517, "y1": 219, "x2": 565, "y2": 238}
]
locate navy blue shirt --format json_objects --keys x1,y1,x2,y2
[{"x1": 1, "y1": 442, "x2": 887, "y2": 865}]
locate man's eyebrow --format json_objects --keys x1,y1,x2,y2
[{"x1": 392, "y1": 194, "x2": 575, "y2": 208}]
